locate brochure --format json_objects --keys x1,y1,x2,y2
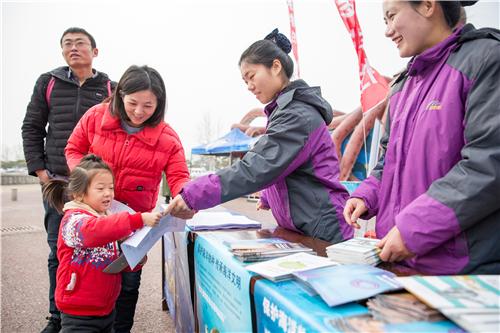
[
  {"x1": 224, "y1": 237, "x2": 314, "y2": 262},
  {"x1": 292, "y1": 264, "x2": 402, "y2": 307},
  {"x1": 326, "y1": 237, "x2": 381, "y2": 265},
  {"x1": 367, "y1": 293, "x2": 445, "y2": 323},
  {"x1": 245, "y1": 252, "x2": 336, "y2": 282},
  {"x1": 329, "y1": 315, "x2": 465, "y2": 333},
  {"x1": 397, "y1": 275, "x2": 500, "y2": 333},
  {"x1": 186, "y1": 211, "x2": 261, "y2": 231},
  {"x1": 108, "y1": 200, "x2": 186, "y2": 269}
]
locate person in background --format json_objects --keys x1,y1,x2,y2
[
  {"x1": 42, "y1": 154, "x2": 160, "y2": 332},
  {"x1": 344, "y1": 0, "x2": 500, "y2": 274},
  {"x1": 167, "y1": 29, "x2": 352, "y2": 243},
  {"x1": 21, "y1": 27, "x2": 114, "y2": 333},
  {"x1": 162, "y1": 173, "x2": 172, "y2": 203},
  {"x1": 65, "y1": 65, "x2": 190, "y2": 332}
]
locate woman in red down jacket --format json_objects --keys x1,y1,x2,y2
[{"x1": 65, "y1": 65, "x2": 190, "y2": 332}]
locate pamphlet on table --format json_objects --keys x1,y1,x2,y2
[
  {"x1": 292, "y1": 264, "x2": 402, "y2": 307},
  {"x1": 397, "y1": 275, "x2": 500, "y2": 333},
  {"x1": 186, "y1": 211, "x2": 261, "y2": 231},
  {"x1": 245, "y1": 252, "x2": 336, "y2": 281},
  {"x1": 326, "y1": 237, "x2": 382, "y2": 265},
  {"x1": 224, "y1": 237, "x2": 314, "y2": 262}
]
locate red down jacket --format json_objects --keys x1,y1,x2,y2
[{"x1": 65, "y1": 103, "x2": 190, "y2": 212}]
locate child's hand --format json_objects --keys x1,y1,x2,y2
[{"x1": 141, "y1": 212, "x2": 161, "y2": 227}]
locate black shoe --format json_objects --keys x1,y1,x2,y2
[{"x1": 41, "y1": 316, "x2": 61, "y2": 333}]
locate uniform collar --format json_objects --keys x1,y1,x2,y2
[{"x1": 407, "y1": 26, "x2": 463, "y2": 77}]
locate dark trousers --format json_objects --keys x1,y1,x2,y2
[
  {"x1": 61, "y1": 310, "x2": 115, "y2": 333},
  {"x1": 113, "y1": 270, "x2": 142, "y2": 333},
  {"x1": 43, "y1": 198, "x2": 63, "y2": 319}
]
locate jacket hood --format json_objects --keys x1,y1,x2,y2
[
  {"x1": 458, "y1": 24, "x2": 500, "y2": 45},
  {"x1": 63, "y1": 200, "x2": 108, "y2": 217},
  {"x1": 279, "y1": 79, "x2": 333, "y2": 124}
]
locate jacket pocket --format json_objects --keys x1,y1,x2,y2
[
  {"x1": 120, "y1": 177, "x2": 156, "y2": 212},
  {"x1": 62, "y1": 271, "x2": 78, "y2": 295}
]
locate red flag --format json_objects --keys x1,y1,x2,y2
[
  {"x1": 334, "y1": 0, "x2": 388, "y2": 112},
  {"x1": 286, "y1": 0, "x2": 301, "y2": 78}
]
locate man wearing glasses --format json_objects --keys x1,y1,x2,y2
[{"x1": 22, "y1": 27, "x2": 114, "y2": 333}]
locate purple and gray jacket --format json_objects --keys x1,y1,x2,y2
[
  {"x1": 353, "y1": 24, "x2": 500, "y2": 274},
  {"x1": 181, "y1": 80, "x2": 352, "y2": 243}
]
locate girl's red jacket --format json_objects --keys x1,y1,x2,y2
[{"x1": 55, "y1": 205, "x2": 143, "y2": 316}]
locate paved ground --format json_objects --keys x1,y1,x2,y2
[{"x1": 0, "y1": 184, "x2": 276, "y2": 332}]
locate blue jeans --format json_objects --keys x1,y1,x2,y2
[
  {"x1": 114, "y1": 270, "x2": 142, "y2": 333},
  {"x1": 43, "y1": 198, "x2": 63, "y2": 319}
]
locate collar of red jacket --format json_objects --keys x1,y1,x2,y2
[{"x1": 100, "y1": 103, "x2": 166, "y2": 147}]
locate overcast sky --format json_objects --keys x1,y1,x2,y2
[{"x1": 2, "y1": 0, "x2": 498, "y2": 160}]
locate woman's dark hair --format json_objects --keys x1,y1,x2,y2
[
  {"x1": 110, "y1": 65, "x2": 167, "y2": 127},
  {"x1": 42, "y1": 154, "x2": 113, "y2": 213},
  {"x1": 60, "y1": 27, "x2": 97, "y2": 49},
  {"x1": 410, "y1": 1, "x2": 478, "y2": 28},
  {"x1": 239, "y1": 28, "x2": 294, "y2": 79}
]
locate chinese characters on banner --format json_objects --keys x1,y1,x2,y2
[
  {"x1": 334, "y1": 0, "x2": 389, "y2": 113},
  {"x1": 286, "y1": 0, "x2": 301, "y2": 78}
]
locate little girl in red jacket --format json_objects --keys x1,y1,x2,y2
[{"x1": 43, "y1": 154, "x2": 161, "y2": 332}]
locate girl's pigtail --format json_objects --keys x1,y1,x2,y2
[{"x1": 42, "y1": 179, "x2": 70, "y2": 214}]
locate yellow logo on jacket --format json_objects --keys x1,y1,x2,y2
[{"x1": 425, "y1": 100, "x2": 442, "y2": 111}]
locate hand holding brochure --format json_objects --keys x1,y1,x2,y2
[{"x1": 108, "y1": 200, "x2": 186, "y2": 269}]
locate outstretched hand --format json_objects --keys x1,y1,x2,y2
[
  {"x1": 343, "y1": 198, "x2": 367, "y2": 229},
  {"x1": 165, "y1": 194, "x2": 196, "y2": 220},
  {"x1": 256, "y1": 200, "x2": 269, "y2": 211}
]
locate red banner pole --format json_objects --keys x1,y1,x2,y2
[
  {"x1": 287, "y1": 0, "x2": 301, "y2": 78},
  {"x1": 334, "y1": 0, "x2": 388, "y2": 113}
]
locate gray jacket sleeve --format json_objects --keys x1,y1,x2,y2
[
  {"x1": 217, "y1": 106, "x2": 312, "y2": 203},
  {"x1": 425, "y1": 42, "x2": 500, "y2": 230}
]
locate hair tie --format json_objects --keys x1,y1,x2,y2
[{"x1": 264, "y1": 28, "x2": 292, "y2": 54}]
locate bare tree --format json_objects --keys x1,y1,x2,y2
[
  {"x1": 1, "y1": 145, "x2": 11, "y2": 161},
  {"x1": 13, "y1": 144, "x2": 24, "y2": 161},
  {"x1": 197, "y1": 111, "x2": 222, "y2": 144}
]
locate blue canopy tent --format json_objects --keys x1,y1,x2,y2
[{"x1": 191, "y1": 128, "x2": 260, "y2": 156}]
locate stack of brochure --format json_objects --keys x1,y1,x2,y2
[
  {"x1": 225, "y1": 238, "x2": 314, "y2": 262},
  {"x1": 245, "y1": 252, "x2": 336, "y2": 282},
  {"x1": 397, "y1": 275, "x2": 500, "y2": 333},
  {"x1": 367, "y1": 293, "x2": 445, "y2": 323},
  {"x1": 328, "y1": 314, "x2": 463, "y2": 333},
  {"x1": 292, "y1": 264, "x2": 401, "y2": 307},
  {"x1": 326, "y1": 237, "x2": 381, "y2": 265},
  {"x1": 186, "y1": 211, "x2": 261, "y2": 231}
]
